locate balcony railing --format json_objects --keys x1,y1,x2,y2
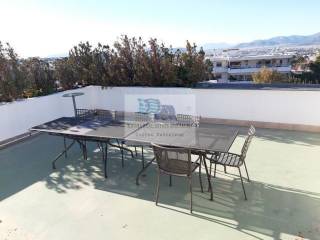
[
  {"x1": 213, "y1": 65, "x2": 292, "y2": 74},
  {"x1": 229, "y1": 64, "x2": 291, "y2": 69}
]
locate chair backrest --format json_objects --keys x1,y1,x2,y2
[
  {"x1": 75, "y1": 108, "x2": 96, "y2": 119},
  {"x1": 114, "y1": 110, "x2": 126, "y2": 121},
  {"x1": 134, "y1": 112, "x2": 153, "y2": 122},
  {"x1": 241, "y1": 125, "x2": 256, "y2": 160},
  {"x1": 114, "y1": 111, "x2": 152, "y2": 122},
  {"x1": 152, "y1": 143, "x2": 192, "y2": 175},
  {"x1": 154, "y1": 105, "x2": 176, "y2": 121},
  {"x1": 95, "y1": 109, "x2": 113, "y2": 120},
  {"x1": 176, "y1": 114, "x2": 200, "y2": 127}
]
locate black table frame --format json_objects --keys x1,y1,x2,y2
[{"x1": 32, "y1": 117, "x2": 238, "y2": 201}]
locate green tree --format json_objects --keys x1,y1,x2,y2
[
  {"x1": 54, "y1": 57, "x2": 76, "y2": 89},
  {"x1": 22, "y1": 57, "x2": 55, "y2": 96},
  {"x1": 309, "y1": 55, "x2": 320, "y2": 83},
  {"x1": 113, "y1": 35, "x2": 135, "y2": 85},
  {"x1": 177, "y1": 41, "x2": 210, "y2": 87},
  {"x1": 252, "y1": 67, "x2": 288, "y2": 83},
  {"x1": 68, "y1": 41, "x2": 94, "y2": 86},
  {"x1": 0, "y1": 42, "x2": 25, "y2": 101},
  {"x1": 133, "y1": 37, "x2": 153, "y2": 86},
  {"x1": 0, "y1": 36, "x2": 215, "y2": 102}
]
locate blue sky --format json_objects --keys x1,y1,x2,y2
[{"x1": 1, "y1": 0, "x2": 319, "y2": 57}]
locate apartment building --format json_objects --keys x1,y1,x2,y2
[{"x1": 209, "y1": 53, "x2": 293, "y2": 82}]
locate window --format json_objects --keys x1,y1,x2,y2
[{"x1": 230, "y1": 61, "x2": 241, "y2": 68}]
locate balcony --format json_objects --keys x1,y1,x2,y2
[
  {"x1": 213, "y1": 65, "x2": 292, "y2": 75},
  {"x1": 212, "y1": 66, "x2": 228, "y2": 73},
  {"x1": 228, "y1": 65, "x2": 291, "y2": 74}
]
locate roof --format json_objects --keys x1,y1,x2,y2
[
  {"x1": 195, "y1": 83, "x2": 320, "y2": 91},
  {"x1": 208, "y1": 54, "x2": 293, "y2": 62},
  {"x1": 206, "y1": 48, "x2": 294, "y2": 61}
]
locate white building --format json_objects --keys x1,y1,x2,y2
[{"x1": 208, "y1": 52, "x2": 293, "y2": 82}]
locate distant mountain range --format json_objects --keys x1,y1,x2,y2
[
  {"x1": 45, "y1": 33, "x2": 320, "y2": 58},
  {"x1": 202, "y1": 32, "x2": 320, "y2": 50},
  {"x1": 235, "y1": 32, "x2": 320, "y2": 48}
]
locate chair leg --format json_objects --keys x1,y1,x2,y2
[
  {"x1": 214, "y1": 163, "x2": 217, "y2": 178},
  {"x1": 238, "y1": 167, "x2": 247, "y2": 200},
  {"x1": 198, "y1": 160, "x2": 203, "y2": 193},
  {"x1": 224, "y1": 166, "x2": 227, "y2": 173},
  {"x1": 243, "y1": 161, "x2": 250, "y2": 182},
  {"x1": 135, "y1": 146, "x2": 138, "y2": 157},
  {"x1": 155, "y1": 170, "x2": 160, "y2": 205},
  {"x1": 202, "y1": 157, "x2": 213, "y2": 200},
  {"x1": 169, "y1": 175, "x2": 172, "y2": 187},
  {"x1": 189, "y1": 176, "x2": 193, "y2": 213}
]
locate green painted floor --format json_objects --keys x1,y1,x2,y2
[{"x1": 1, "y1": 128, "x2": 320, "y2": 240}]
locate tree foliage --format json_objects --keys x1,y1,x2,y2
[
  {"x1": 252, "y1": 67, "x2": 288, "y2": 83},
  {"x1": 309, "y1": 55, "x2": 320, "y2": 82},
  {"x1": 0, "y1": 42, "x2": 25, "y2": 101},
  {"x1": 0, "y1": 41, "x2": 56, "y2": 101},
  {"x1": 56, "y1": 36, "x2": 212, "y2": 88},
  {"x1": 291, "y1": 55, "x2": 320, "y2": 84},
  {"x1": 0, "y1": 36, "x2": 213, "y2": 102}
]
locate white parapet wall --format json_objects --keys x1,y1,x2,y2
[
  {"x1": 1, "y1": 85, "x2": 320, "y2": 141},
  {"x1": 193, "y1": 88, "x2": 320, "y2": 126},
  {"x1": 0, "y1": 86, "x2": 96, "y2": 142},
  {"x1": 91, "y1": 86, "x2": 320, "y2": 126}
]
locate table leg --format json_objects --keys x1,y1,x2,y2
[
  {"x1": 202, "y1": 155, "x2": 213, "y2": 201},
  {"x1": 107, "y1": 141, "x2": 134, "y2": 158},
  {"x1": 141, "y1": 146, "x2": 145, "y2": 168},
  {"x1": 104, "y1": 142, "x2": 108, "y2": 178},
  {"x1": 63, "y1": 137, "x2": 67, "y2": 158},
  {"x1": 76, "y1": 140, "x2": 87, "y2": 160},
  {"x1": 136, "y1": 157, "x2": 155, "y2": 185},
  {"x1": 52, "y1": 140, "x2": 75, "y2": 169}
]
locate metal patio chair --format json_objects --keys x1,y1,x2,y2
[
  {"x1": 73, "y1": 108, "x2": 109, "y2": 160},
  {"x1": 112, "y1": 111, "x2": 151, "y2": 168},
  {"x1": 206, "y1": 125, "x2": 255, "y2": 200},
  {"x1": 152, "y1": 143, "x2": 203, "y2": 213},
  {"x1": 169, "y1": 113, "x2": 202, "y2": 186},
  {"x1": 176, "y1": 113, "x2": 200, "y2": 127}
]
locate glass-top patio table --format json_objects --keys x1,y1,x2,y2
[{"x1": 31, "y1": 110, "x2": 239, "y2": 200}]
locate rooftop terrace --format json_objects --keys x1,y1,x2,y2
[{"x1": 1, "y1": 126, "x2": 320, "y2": 240}]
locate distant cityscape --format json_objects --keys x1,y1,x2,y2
[
  {"x1": 42, "y1": 32, "x2": 320, "y2": 84},
  {"x1": 205, "y1": 45, "x2": 319, "y2": 83},
  {"x1": 200, "y1": 32, "x2": 320, "y2": 83}
]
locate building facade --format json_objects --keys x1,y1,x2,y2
[{"x1": 209, "y1": 54, "x2": 293, "y2": 83}]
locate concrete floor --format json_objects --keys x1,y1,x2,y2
[{"x1": 1, "y1": 127, "x2": 320, "y2": 240}]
